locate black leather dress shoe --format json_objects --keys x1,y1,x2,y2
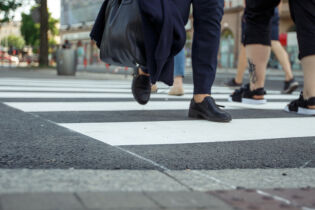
[
  {"x1": 188, "y1": 96, "x2": 232, "y2": 122},
  {"x1": 131, "y1": 68, "x2": 151, "y2": 105}
]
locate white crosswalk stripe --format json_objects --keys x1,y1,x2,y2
[{"x1": 1, "y1": 78, "x2": 314, "y2": 147}]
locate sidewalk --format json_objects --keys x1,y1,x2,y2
[
  {"x1": 1, "y1": 169, "x2": 314, "y2": 210},
  {"x1": 3, "y1": 189, "x2": 314, "y2": 210}
]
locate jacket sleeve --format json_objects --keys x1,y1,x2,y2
[{"x1": 90, "y1": 0, "x2": 109, "y2": 48}]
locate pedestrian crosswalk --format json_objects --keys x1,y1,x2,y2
[
  {"x1": 1, "y1": 77, "x2": 314, "y2": 147},
  {"x1": 1, "y1": 76, "x2": 315, "y2": 198}
]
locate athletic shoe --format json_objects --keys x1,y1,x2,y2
[
  {"x1": 225, "y1": 78, "x2": 242, "y2": 87},
  {"x1": 284, "y1": 92, "x2": 315, "y2": 115},
  {"x1": 282, "y1": 78, "x2": 299, "y2": 94},
  {"x1": 228, "y1": 84, "x2": 267, "y2": 104}
]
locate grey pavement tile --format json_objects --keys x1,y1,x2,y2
[
  {"x1": 86, "y1": 208, "x2": 161, "y2": 210},
  {"x1": 166, "y1": 170, "x2": 232, "y2": 191},
  {"x1": 78, "y1": 192, "x2": 158, "y2": 209},
  {"x1": 145, "y1": 191, "x2": 234, "y2": 209},
  {"x1": 86, "y1": 207, "x2": 232, "y2": 210},
  {"x1": 0, "y1": 193, "x2": 84, "y2": 210},
  {"x1": 0, "y1": 170, "x2": 187, "y2": 193}
]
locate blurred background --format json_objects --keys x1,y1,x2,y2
[{"x1": 0, "y1": 0, "x2": 300, "y2": 72}]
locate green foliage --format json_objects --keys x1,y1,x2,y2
[
  {"x1": 20, "y1": 11, "x2": 40, "y2": 47},
  {"x1": 20, "y1": 6, "x2": 59, "y2": 50},
  {"x1": 0, "y1": 0, "x2": 22, "y2": 22},
  {"x1": 0, "y1": 35, "x2": 25, "y2": 49},
  {"x1": 48, "y1": 15, "x2": 59, "y2": 36}
]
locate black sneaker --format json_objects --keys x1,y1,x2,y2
[
  {"x1": 284, "y1": 92, "x2": 315, "y2": 115},
  {"x1": 189, "y1": 96, "x2": 232, "y2": 122},
  {"x1": 225, "y1": 78, "x2": 242, "y2": 88},
  {"x1": 228, "y1": 84, "x2": 267, "y2": 104},
  {"x1": 282, "y1": 78, "x2": 299, "y2": 94}
]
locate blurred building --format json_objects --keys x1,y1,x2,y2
[
  {"x1": 59, "y1": 0, "x2": 104, "y2": 67},
  {"x1": 60, "y1": 0, "x2": 299, "y2": 69},
  {"x1": 0, "y1": 21, "x2": 21, "y2": 44},
  {"x1": 220, "y1": 0, "x2": 299, "y2": 69}
]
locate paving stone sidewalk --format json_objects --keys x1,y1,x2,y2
[{"x1": 1, "y1": 188, "x2": 315, "y2": 210}]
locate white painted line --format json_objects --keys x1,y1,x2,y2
[
  {"x1": 4, "y1": 101, "x2": 289, "y2": 112},
  {"x1": 59, "y1": 118, "x2": 315, "y2": 146},
  {"x1": 0, "y1": 86, "x2": 288, "y2": 96},
  {"x1": 0, "y1": 92, "x2": 135, "y2": 98},
  {"x1": 0, "y1": 86, "x2": 133, "y2": 93},
  {"x1": 5, "y1": 101, "x2": 191, "y2": 112},
  {"x1": 0, "y1": 82, "x2": 133, "y2": 89},
  {"x1": 0, "y1": 91, "x2": 299, "y2": 100},
  {"x1": 0, "y1": 78, "x2": 131, "y2": 84},
  {"x1": 0, "y1": 78, "x2": 293, "y2": 95}
]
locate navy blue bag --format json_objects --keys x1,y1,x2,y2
[{"x1": 99, "y1": 0, "x2": 146, "y2": 68}]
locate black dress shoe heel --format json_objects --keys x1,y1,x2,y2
[
  {"x1": 188, "y1": 96, "x2": 232, "y2": 122},
  {"x1": 131, "y1": 68, "x2": 151, "y2": 105}
]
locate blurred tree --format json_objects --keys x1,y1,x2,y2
[
  {"x1": 0, "y1": 0, "x2": 22, "y2": 23},
  {"x1": 20, "y1": 12, "x2": 40, "y2": 47},
  {"x1": 0, "y1": 35, "x2": 25, "y2": 49},
  {"x1": 39, "y1": 0, "x2": 48, "y2": 66},
  {"x1": 20, "y1": 6, "x2": 58, "y2": 54}
]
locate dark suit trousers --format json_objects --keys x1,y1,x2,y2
[{"x1": 173, "y1": 0, "x2": 224, "y2": 94}]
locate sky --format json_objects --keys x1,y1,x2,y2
[{"x1": 14, "y1": 0, "x2": 61, "y2": 21}]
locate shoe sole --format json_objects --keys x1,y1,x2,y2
[
  {"x1": 282, "y1": 82, "x2": 299, "y2": 94},
  {"x1": 188, "y1": 109, "x2": 231, "y2": 123},
  {"x1": 242, "y1": 98, "x2": 267, "y2": 105},
  {"x1": 168, "y1": 93, "x2": 184, "y2": 96},
  {"x1": 284, "y1": 106, "x2": 315, "y2": 116},
  {"x1": 228, "y1": 96, "x2": 267, "y2": 105}
]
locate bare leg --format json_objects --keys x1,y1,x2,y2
[
  {"x1": 194, "y1": 94, "x2": 211, "y2": 103},
  {"x1": 151, "y1": 84, "x2": 158, "y2": 93},
  {"x1": 246, "y1": 44, "x2": 271, "y2": 91},
  {"x1": 301, "y1": 55, "x2": 315, "y2": 109},
  {"x1": 271, "y1": 41, "x2": 293, "y2": 81},
  {"x1": 169, "y1": 76, "x2": 184, "y2": 96},
  {"x1": 139, "y1": 68, "x2": 150, "y2": 76},
  {"x1": 173, "y1": 76, "x2": 183, "y2": 87},
  {"x1": 235, "y1": 44, "x2": 247, "y2": 84}
]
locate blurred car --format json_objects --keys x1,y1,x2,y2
[{"x1": 0, "y1": 54, "x2": 20, "y2": 65}]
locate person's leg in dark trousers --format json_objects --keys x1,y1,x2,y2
[
  {"x1": 174, "y1": 0, "x2": 232, "y2": 122},
  {"x1": 189, "y1": 0, "x2": 231, "y2": 122},
  {"x1": 285, "y1": 0, "x2": 315, "y2": 114},
  {"x1": 191, "y1": 0, "x2": 223, "y2": 96}
]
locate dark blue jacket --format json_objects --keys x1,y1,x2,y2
[{"x1": 90, "y1": 0, "x2": 186, "y2": 86}]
